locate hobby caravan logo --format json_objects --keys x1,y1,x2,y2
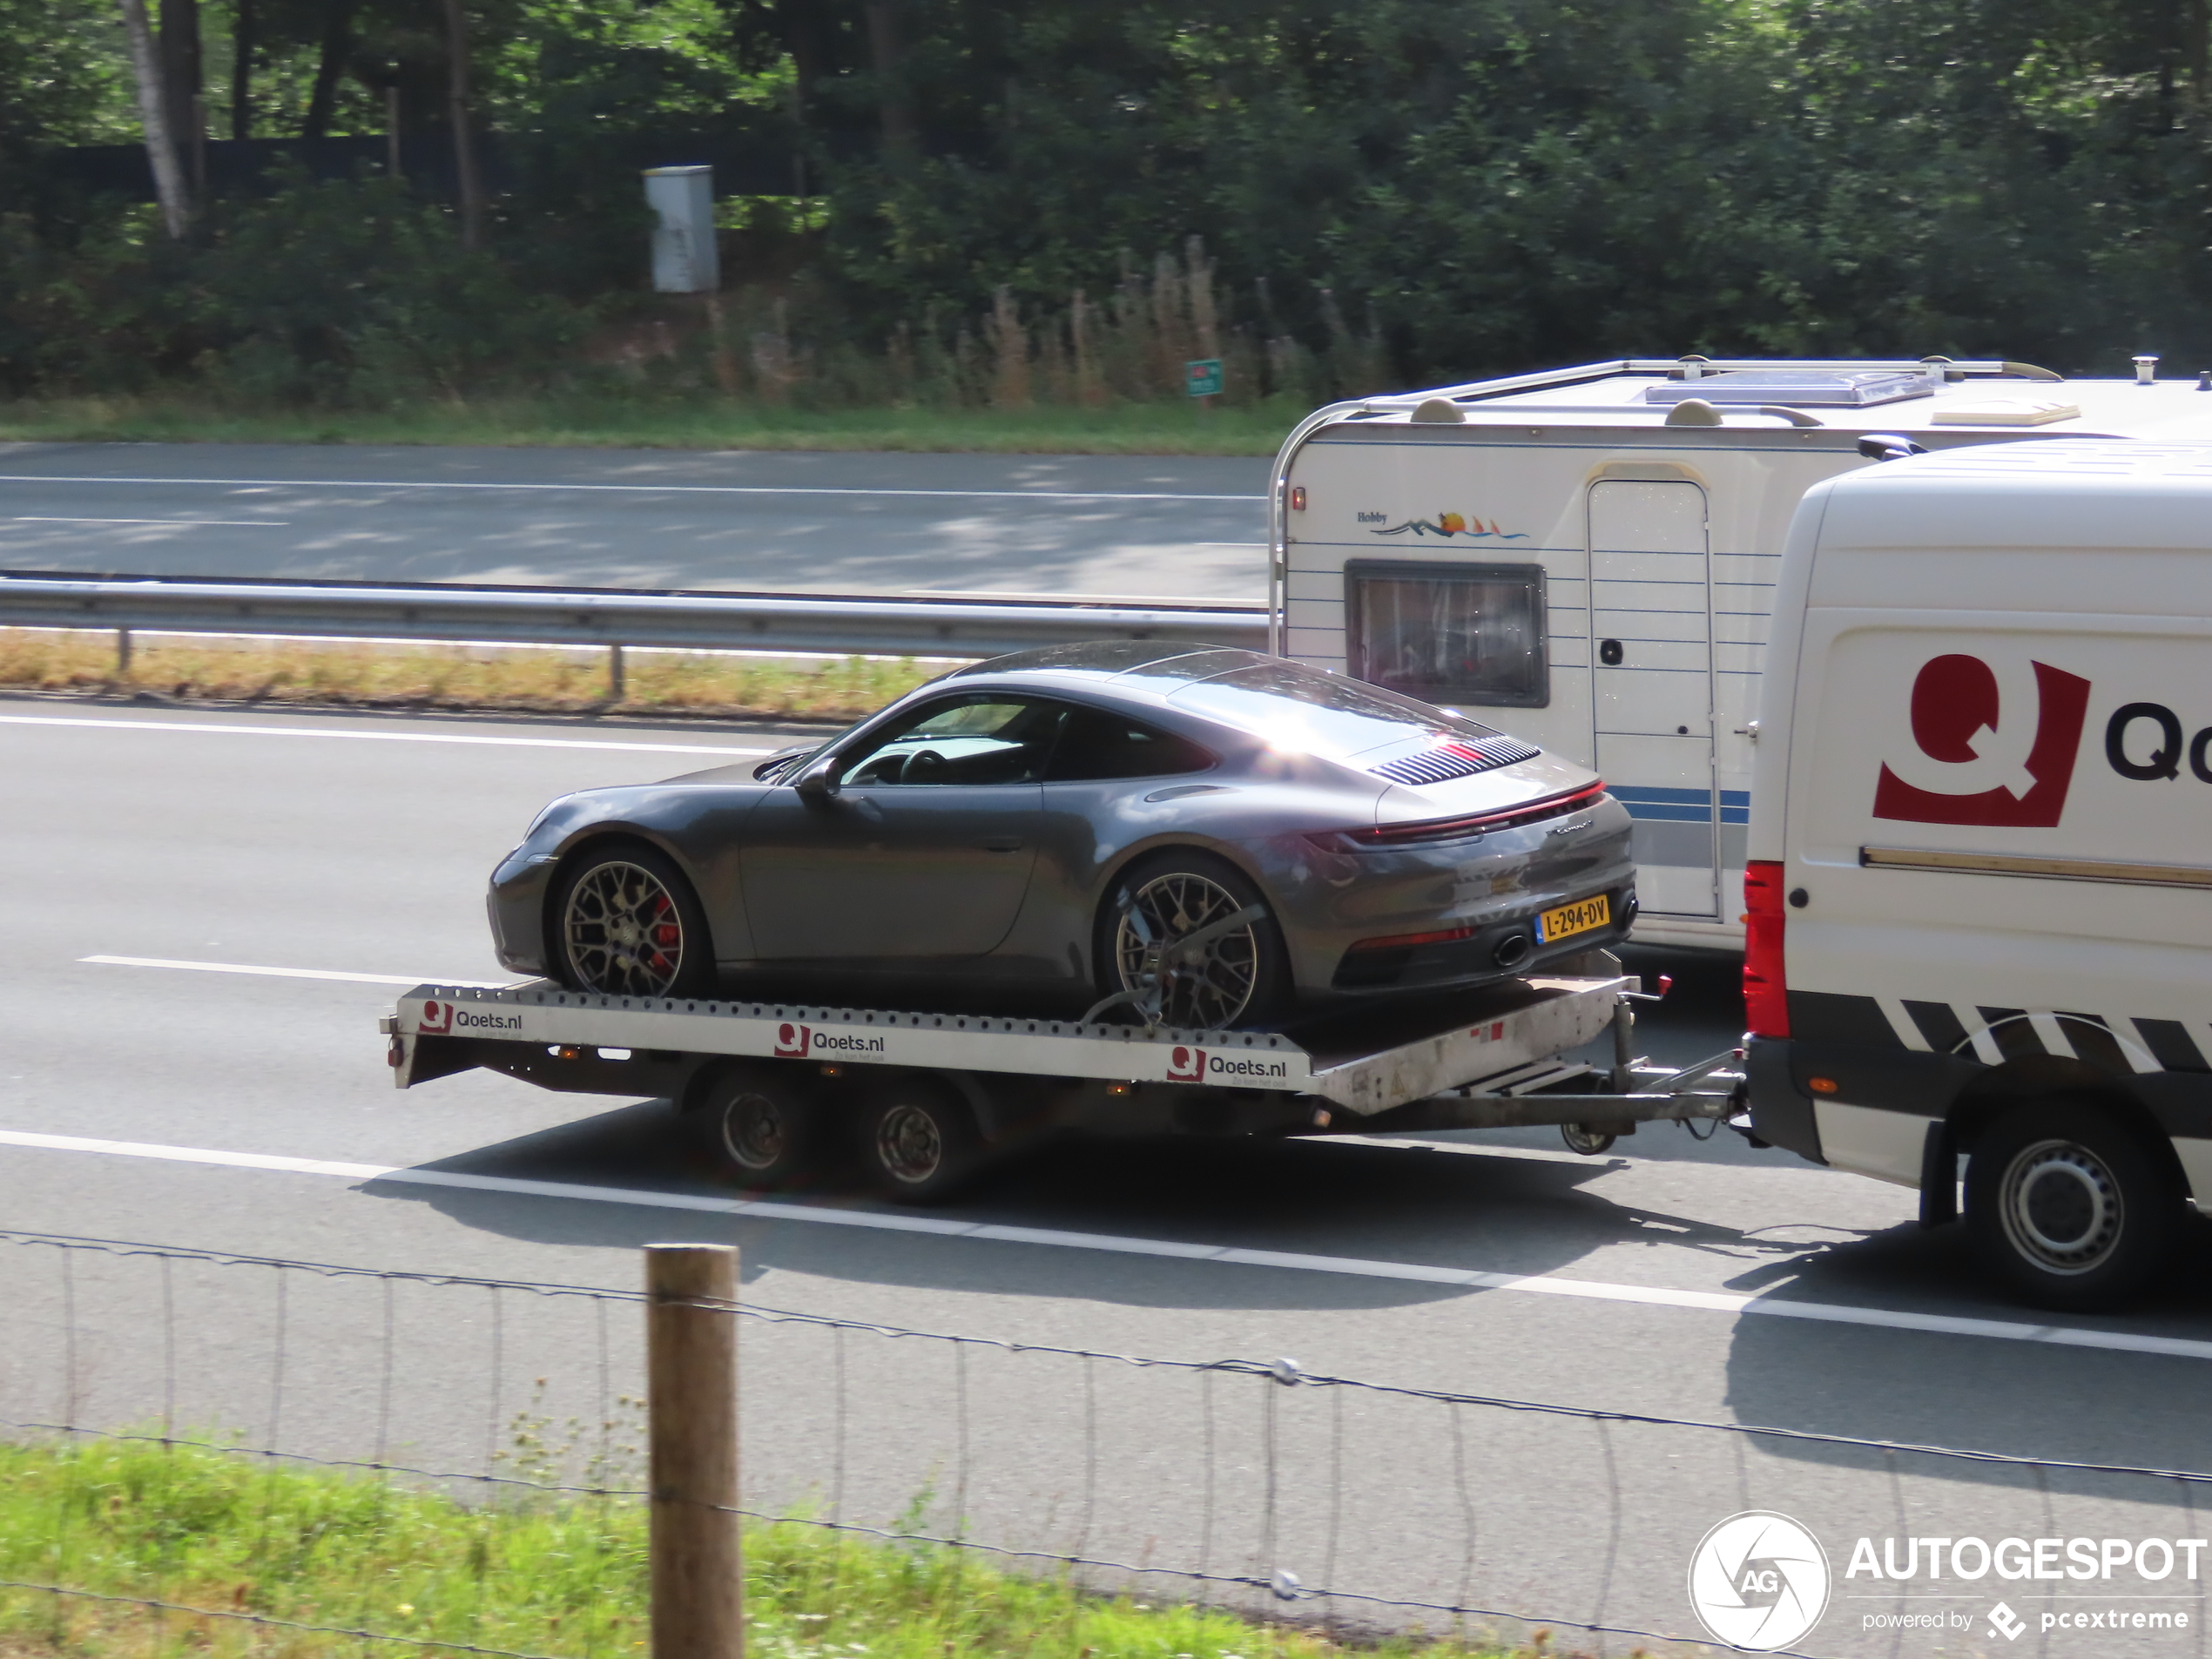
[{"x1": 1872, "y1": 652, "x2": 2091, "y2": 827}]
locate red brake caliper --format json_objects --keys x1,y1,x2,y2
[{"x1": 648, "y1": 894, "x2": 679, "y2": 970}]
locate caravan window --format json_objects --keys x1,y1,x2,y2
[{"x1": 1345, "y1": 561, "x2": 1549, "y2": 709}]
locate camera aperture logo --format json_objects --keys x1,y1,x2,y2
[{"x1": 1689, "y1": 1511, "x2": 1831, "y2": 1652}]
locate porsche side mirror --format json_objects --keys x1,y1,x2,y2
[{"x1": 794, "y1": 757, "x2": 841, "y2": 799}]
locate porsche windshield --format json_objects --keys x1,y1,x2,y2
[{"x1": 1167, "y1": 662, "x2": 1502, "y2": 759}]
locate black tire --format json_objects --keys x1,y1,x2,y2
[
  {"x1": 858, "y1": 1077, "x2": 984, "y2": 1204},
  {"x1": 1965, "y1": 1100, "x2": 2183, "y2": 1312},
  {"x1": 1093, "y1": 850, "x2": 1291, "y2": 1030},
  {"x1": 551, "y1": 841, "x2": 716, "y2": 998},
  {"x1": 698, "y1": 1063, "x2": 826, "y2": 1191}
]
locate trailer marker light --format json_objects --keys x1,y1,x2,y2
[
  {"x1": 1809, "y1": 1076, "x2": 1839, "y2": 1094},
  {"x1": 1290, "y1": 487, "x2": 1307, "y2": 511}
]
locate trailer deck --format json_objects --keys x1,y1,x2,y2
[{"x1": 381, "y1": 962, "x2": 1746, "y2": 1196}]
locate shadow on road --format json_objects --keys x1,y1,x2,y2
[{"x1": 360, "y1": 1089, "x2": 1869, "y2": 1312}]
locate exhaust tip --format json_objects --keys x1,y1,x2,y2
[{"x1": 1493, "y1": 932, "x2": 1533, "y2": 969}]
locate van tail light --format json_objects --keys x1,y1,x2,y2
[{"x1": 1743, "y1": 860, "x2": 1790, "y2": 1038}]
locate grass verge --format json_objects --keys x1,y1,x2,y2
[
  {"x1": 0, "y1": 397, "x2": 1293, "y2": 456},
  {"x1": 0, "y1": 631, "x2": 942, "y2": 724},
  {"x1": 0, "y1": 1437, "x2": 1576, "y2": 1659}
]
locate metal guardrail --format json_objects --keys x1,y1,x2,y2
[{"x1": 0, "y1": 571, "x2": 1270, "y2": 659}]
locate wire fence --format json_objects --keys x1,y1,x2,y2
[{"x1": 2, "y1": 1227, "x2": 2209, "y2": 1659}]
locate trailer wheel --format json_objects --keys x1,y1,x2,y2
[
  {"x1": 1561, "y1": 1123, "x2": 1616, "y2": 1156},
  {"x1": 1965, "y1": 1100, "x2": 2182, "y2": 1312},
  {"x1": 860, "y1": 1079, "x2": 983, "y2": 1204},
  {"x1": 698, "y1": 1065, "x2": 824, "y2": 1191},
  {"x1": 553, "y1": 842, "x2": 714, "y2": 999}
]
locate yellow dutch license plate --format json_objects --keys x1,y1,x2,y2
[{"x1": 1536, "y1": 894, "x2": 1610, "y2": 944}]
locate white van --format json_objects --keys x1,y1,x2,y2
[
  {"x1": 1743, "y1": 438, "x2": 2212, "y2": 1309},
  {"x1": 1269, "y1": 355, "x2": 2212, "y2": 950}
]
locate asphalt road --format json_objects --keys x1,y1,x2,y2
[
  {"x1": 3, "y1": 697, "x2": 2209, "y2": 1658},
  {"x1": 0, "y1": 443, "x2": 1271, "y2": 601}
]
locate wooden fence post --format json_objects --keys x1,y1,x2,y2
[{"x1": 647, "y1": 1244, "x2": 741, "y2": 1659}]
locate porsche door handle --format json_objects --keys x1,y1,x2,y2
[{"x1": 981, "y1": 836, "x2": 1025, "y2": 852}]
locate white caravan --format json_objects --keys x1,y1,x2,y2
[
  {"x1": 1743, "y1": 438, "x2": 2212, "y2": 1308},
  {"x1": 1266, "y1": 355, "x2": 2212, "y2": 949}
]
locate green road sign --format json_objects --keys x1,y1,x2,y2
[{"x1": 1184, "y1": 358, "x2": 1224, "y2": 397}]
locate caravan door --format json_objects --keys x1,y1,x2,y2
[{"x1": 1586, "y1": 479, "x2": 1719, "y2": 919}]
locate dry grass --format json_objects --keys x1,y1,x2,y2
[{"x1": 0, "y1": 630, "x2": 946, "y2": 723}]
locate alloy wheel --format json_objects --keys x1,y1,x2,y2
[
  {"x1": 563, "y1": 860, "x2": 685, "y2": 995},
  {"x1": 1114, "y1": 870, "x2": 1259, "y2": 1029}
]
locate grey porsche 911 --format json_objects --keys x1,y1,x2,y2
[{"x1": 486, "y1": 642, "x2": 1635, "y2": 1029}]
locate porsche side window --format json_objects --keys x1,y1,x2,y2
[
  {"x1": 1044, "y1": 706, "x2": 1214, "y2": 782},
  {"x1": 840, "y1": 698, "x2": 1065, "y2": 786}
]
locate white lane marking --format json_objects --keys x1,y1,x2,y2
[
  {"x1": 0, "y1": 714, "x2": 770, "y2": 755},
  {"x1": 82, "y1": 955, "x2": 510, "y2": 988},
  {"x1": 0, "y1": 474, "x2": 1259, "y2": 505},
  {"x1": 3, "y1": 1126, "x2": 2207, "y2": 1363},
  {"x1": 12, "y1": 516, "x2": 290, "y2": 528}
]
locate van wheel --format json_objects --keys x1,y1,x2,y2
[
  {"x1": 1965, "y1": 1100, "x2": 2182, "y2": 1312},
  {"x1": 860, "y1": 1078, "x2": 983, "y2": 1204},
  {"x1": 698, "y1": 1064, "x2": 824, "y2": 1191}
]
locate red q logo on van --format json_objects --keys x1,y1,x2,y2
[
  {"x1": 1872, "y1": 653, "x2": 2092, "y2": 827},
  {"x1": 774, "y1": 1022, "x2": 810, "y2": 1058},
  {"x1": 1167, "y1": 1046, "x2": 1205, "y2": 1082},
  {"x1": 417, "y1": 1000, "x2": 451, "y2": 1035}
]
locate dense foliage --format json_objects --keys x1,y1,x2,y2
[{"x1": 3, "y1": 0, "x2": 2211, "y2": 405}]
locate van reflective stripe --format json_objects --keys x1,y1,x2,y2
[
  {"x1": 1874, "y1": 996, "x2": 1930, "y2": 1050},
  {"x1": 2131, "y1": 1018, "x2": 2212, "y2": 1072},
  {"x1": 1904, "y1": 1000, "x2": 1971, "y2": 1054},
  {"x1": 2109, "y1": 1015, "x2": 2178, "y2": 1075},
  {"x1": 1792, "y1": 991, "x2": 2207, "y2": 1073}
]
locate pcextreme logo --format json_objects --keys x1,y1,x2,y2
[
  {"x1": 1872, "y1": 652, "x2": 2091, "y2": 827},
  {"x1": 1688, "y1": 1511, "x2": 1832, "y2": 1652}
]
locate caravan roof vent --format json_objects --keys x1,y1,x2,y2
[{"x1": 1644, "y1": 369, "x2": 1932, "y2": 408}]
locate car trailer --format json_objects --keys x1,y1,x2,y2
[{"x1": 380, "y1": 954, "x2": 1747, "y2": 1200}]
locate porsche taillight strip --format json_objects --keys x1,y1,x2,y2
[{"x1": 1328, "y1": 781, "x2": 1608, "y2": 849}]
